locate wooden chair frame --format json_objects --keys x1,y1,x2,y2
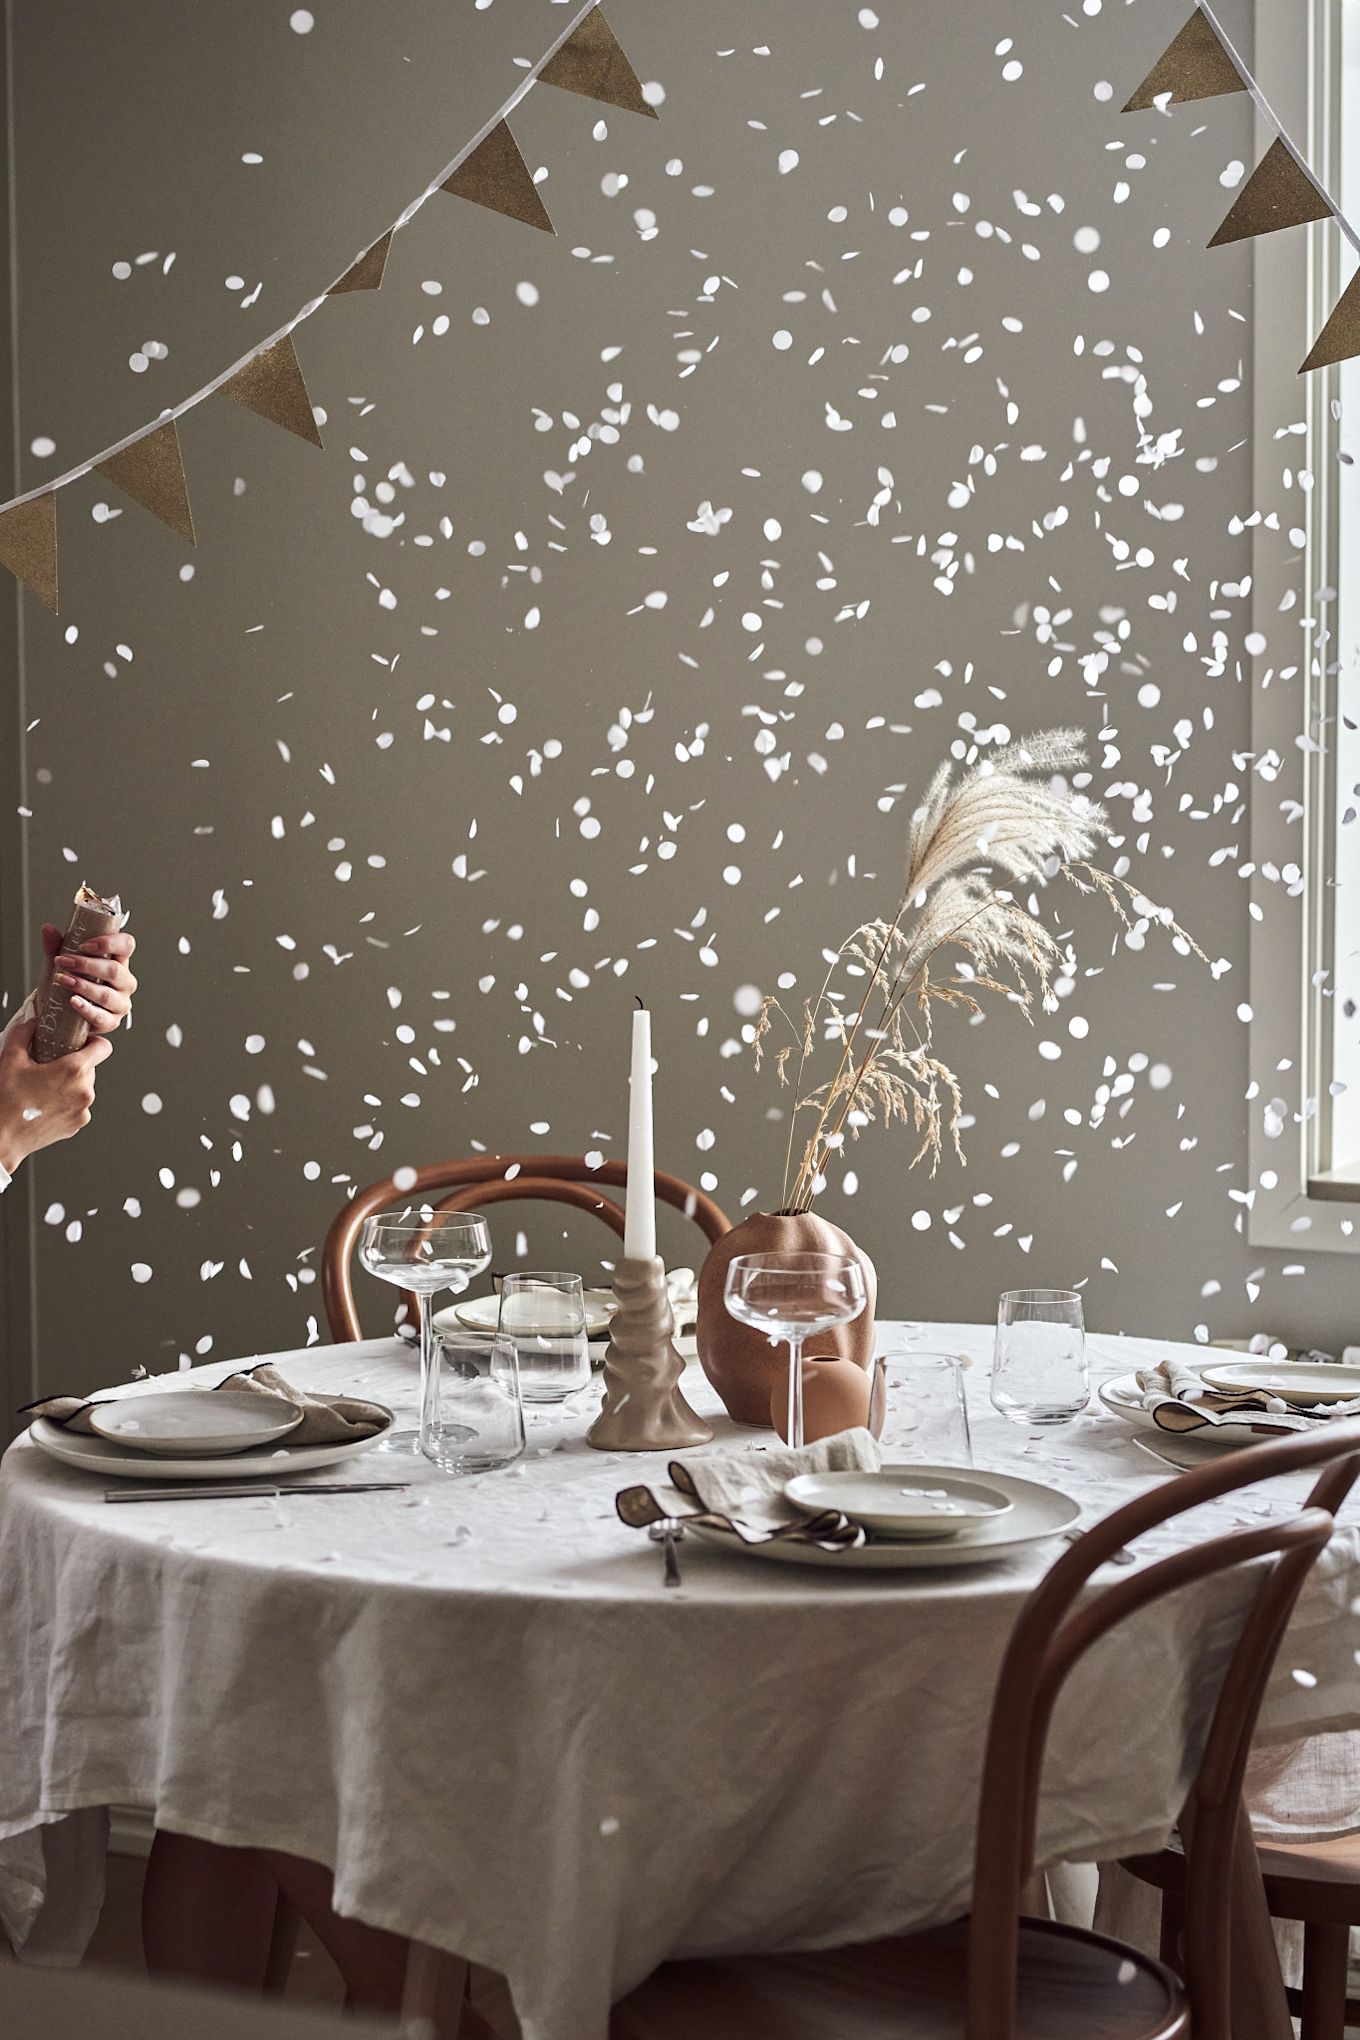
[
  {"x1": 322, "y1": 1155, "x2": 731, "y2": 1343},
  {"x1": 964, "y1": 1421, "x2": 1360, "y2": 2040}
]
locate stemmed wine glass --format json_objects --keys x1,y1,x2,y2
[
  {"x1": 358, "y1": 1210, "x2": 492, "y2": 1456},
  {"x1": 723, "y1": 1251, "x2": 868, "y2": 1449}
]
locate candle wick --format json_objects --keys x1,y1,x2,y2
[{"x1": 634, "y1": 995, "x2": 645, "y2": 1010}]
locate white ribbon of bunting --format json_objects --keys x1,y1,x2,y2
[{"x1": 0, "y1": 2, "x2": 657, "y2": 611}]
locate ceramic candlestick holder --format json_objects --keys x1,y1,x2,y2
[{"x1": 587, "y1": 1255, "x2": 714, "y2": 1452}]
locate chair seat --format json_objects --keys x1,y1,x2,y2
[
  {"x1": 609, "y1": 1916, "x2": 1189, "y2": 2040},
  {"x1": 1127, "y1": 1828, "x2": 1360, "y2": 1925},
  {"x1": 1256, "y1": 1829, "x2": 1360, "y2": 1889}
]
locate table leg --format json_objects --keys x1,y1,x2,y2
[{"x1": 1228, "y1": 1800, "x2": 1293, "y2": 2040}]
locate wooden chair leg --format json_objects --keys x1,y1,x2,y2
[
  {"x1": 1158, "y1": 1883, "x2": 1185, "y2": 1973},
  {"x1": 262, "y1": 1891, "x2": 303, "y2": 1996},
  {"x1": 1298, "y1": 1921, "x2": 1350, "y2": 2040}
]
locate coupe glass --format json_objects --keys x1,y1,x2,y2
[
  {"x1": 871, "y1": 1349, "x2": 973, "y2": 1465},
  {"x1": 424, "y1": 1329, "x2": 526, "y2": 1473},
  {"x1": 723, "y1": 1251, "x2": 867, "y2": 1449},
  {"x1": 496, "y1": 1271, "x2": 593, "y2": 1403},
  {"x1": 990, "y1": 1288, "x2": 1088, "y2": 1427},
  {"x1": 358, "y1": 1210, "x2": 492, "y2": 1455}
]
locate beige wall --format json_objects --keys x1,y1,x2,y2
[{"x1": 3, "y1": 0, "x2": 1353, "y2": 1415}]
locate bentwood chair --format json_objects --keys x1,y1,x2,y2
[
  {"x1": 1124, "y1": 1779, "x2": 1360, "y2": 2039},
  {"x1": 322, "y1": 1154, "x2": 731, "y2": 1342},
  {"x1": 605, "y1": 1422, "x2": 1360, "y2": 2040}
]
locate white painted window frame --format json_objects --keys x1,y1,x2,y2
[{"x1": 1248, "y1": 0, "x2": 1359, "y2": 1248}]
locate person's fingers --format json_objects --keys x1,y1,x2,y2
[
  {"x1": 79, "y1": 931, "x2": 135, "y2": 961},
  {"x1": 65, "y1": 962, "x2": 138, "y2": 1008},
  {"x1": 74, "y1": 1034, "x2": 114, "y2": 1069},
  {"x1": 69, "y1": 995, "x2": 125, "y2": 1033},
  {"x1": 41, "y1": 924, "x2": 63, "y2": 959},
  {"x1": 57, "y1": 954, "x2": 108, "y2": 987},
  {"x1": 58, "y1": 953, "x2": 124, "y2": 989}
]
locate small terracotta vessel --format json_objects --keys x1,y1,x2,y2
[
  {"x1": 770, "y1": 1355, "x2": 874, "y2": 1445},
  {"x1": 696, "y1": 1209, "x2": 878, "y2": 1426}
]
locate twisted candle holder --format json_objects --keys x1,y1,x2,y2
[{"x1": 587, "y1": 1256, "x2": 713, "y2": 1452}]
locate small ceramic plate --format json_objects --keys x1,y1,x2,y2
[
  {"x1": 687, "y1": 1466, "x2": 1080, "y2": 1571},
  {"x1": 27, "y1": 1411, "x2": 394, "y2": 1483},
  {"x1": 1196, "y1": 1359, "x2": 1360, "y2": 1407},
  {"x1": 785, "y1": 1468, "x2": 1014, "y2": 1542},
  {"x1": 87, "y1": 1389, "x2": 304, "y2": 1458}
]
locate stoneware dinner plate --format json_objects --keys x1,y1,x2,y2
[
  {"x1": 784, "y1": 1468, "x2": 1014, "y2": 1542},
  {"x1": 1196, "y1": 1359, "x2": 1360, "y2": 1407},
  {"x1": 689, "y1": 1466, "x2": 1080, "y2": 1570},
  {"x1": 27, "y1": 1411, "x2": 395, "y2": 1483},
  {"x1": 1099, "y1": 1373, "x2": 1275, "y2": 1449},
  {"x1": 87, "y1": 1389, "x2": 304, "y2": 1458}
]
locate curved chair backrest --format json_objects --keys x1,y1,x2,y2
[
  {"x1": 965, "y1": 1419, "x2": 1360, "y2": 2040},
  {"x1": 322, "y1": 1154, "x2": 732, "y2": 1342}
]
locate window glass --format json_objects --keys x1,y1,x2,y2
[{"x1": 1331, "y1": 2, "x2": 1360, "y2": 1173}]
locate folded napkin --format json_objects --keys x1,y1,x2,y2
[
  {"x1": 21, "y1": 1363, "x2": 390, "y2": 1448},
  {"x1": 616, "y1": 1427, "x2": 882, "y2": 1548},
  {"x1": 1135, "y1": 1357, "x2": 1360, "y2": 1438},
  {"x1": 665, "y1": 1267, "x2": 698, "y2": 1331}
]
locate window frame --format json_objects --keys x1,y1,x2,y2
[{"x1": 1248, "y1": 0, "x2": 1359, "y2": 1248}]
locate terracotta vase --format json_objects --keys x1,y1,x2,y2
[
  {"x1": 696, "y1": 1210, "x2": 878, "y2": 1426},
  {"x1": 769, "y1": 1355, "x2": 874, "y2": 1445}
]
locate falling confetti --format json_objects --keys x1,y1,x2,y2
[{"x1": 17, "y1": 0, "x2": 1357, "y2": 1385}]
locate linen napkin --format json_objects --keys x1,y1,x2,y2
[
  {"x1": 21, "y1": 1363, "x2": 390, "y2": 1447},
  {"x1": 1135, "y1": 1357, "x2": 1360, "y2": 1438},
  {"x1": 616, "y1": 1427, "x2": 882, "y2": 1548}
]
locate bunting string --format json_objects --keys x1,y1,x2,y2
[
  {"x1": 0, "y1": 4, "x2": 655, "y2": 612},
  {"x1": 1124, "y1": 4, "x2": 1360, "y2": 374}
]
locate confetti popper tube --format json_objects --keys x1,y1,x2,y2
[{"x1": 31, "y1": 883, "x2": 126, "y2": 1064}]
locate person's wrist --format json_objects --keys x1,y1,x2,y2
[{"x1": 0, "y1": 1124, "x2": 29, "y2": 1175}]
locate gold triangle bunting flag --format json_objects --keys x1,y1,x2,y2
[
  {"x1": 1209, "y1": 138, "x2": 1332, "y2": 247},
  {"x1": 219, "y1": 335, "x2": 324, "y2": 448},
  {"x1": 96, "y1": 419, "x2": 196, "y2": 544},
  {"x1": 1300, "y1": 267, "x2": 1360, "y2": 374},
  {"x1": 539, "y1": 7, "x2": 657, "y2": 120},
  {"x1": 1123, "y1": 7, "x2": 1247, "y2": 112},
  {"x1": 0, "y1": 494, "x2": 58, "y2": 613},
  {"x1": 442, "y1": 121, "x2": 554, "y2": 233},
  {"x1": 330, "y1": 231, "x2": 392, "y2": 295}
]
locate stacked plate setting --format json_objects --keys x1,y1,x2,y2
[
  {"x1": 27, "y1": 1388, "x2": 394, "y2": 1483},
  {"x1": 688, "y1": 1464, "x2": 1083, "y2": 1571}
]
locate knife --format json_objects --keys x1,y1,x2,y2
[{"x1": 103, "y1": 1480, "x2": 413, "y2": 1503}]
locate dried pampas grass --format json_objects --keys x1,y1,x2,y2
[{"x1": 755, "y1": 730, "x2": 1203, "y2": 1211}]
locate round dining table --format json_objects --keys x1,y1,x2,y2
[{"x1": 2, "y1": 1322, "x2": 1359, "y2": 2040}]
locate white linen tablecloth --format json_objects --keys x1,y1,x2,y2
[{"x1": 2, "y1": 1324, "x2": 1358, "y2": 2040}]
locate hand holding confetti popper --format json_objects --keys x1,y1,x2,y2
[{"x1": 32, "y1": 884, "x2": 134, "y2": 1063}]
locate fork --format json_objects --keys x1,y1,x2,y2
[
  {"x1": 1063, "y1": 1528, "x2": 1137, "y2": 1567},
  {"x1": 648, "y1": 1518, "x2": 684, "y2": 1586}
]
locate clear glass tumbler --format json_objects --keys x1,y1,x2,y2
[
  {"x1": 358, "y1": 1210, "x2": 492, "y2": 1454},
  {"x1": 496, "y1": 1271, "x2": 593, "y2": 1403},
  {"x1": 722, "y1": 1251, "x2": 868, "y2": 1449},
  {"x1": 423, "y1": 1330, "x2": 526, "y2": 1473},
  {"x1": 870, "y1": 1349, "x2": 973, "y2": 1465},
  {"x1": 990, "y1": 1288, "x2": 1088, "y2": 1426}
]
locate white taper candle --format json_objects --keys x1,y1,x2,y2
[{"x1": 623, "y1": 1003, "x2": 657, "y2": 1261}]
